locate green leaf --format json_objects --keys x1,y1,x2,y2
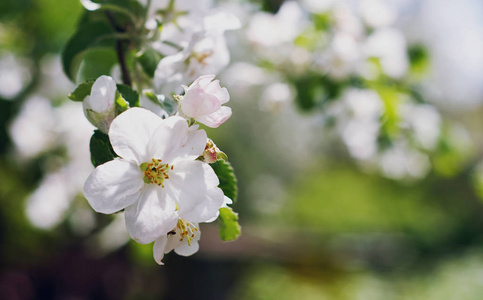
[
  {"x1": 216, "y1": 151, "x2": 228, "y2": 162},
  {"x1": 218, "y1": 207, "x2": 241, "y2": 241},
  {"x1": 210, "y1": 160, "x2": 237, "y2": 202},
  {"x1": 373, "y1": 85, "x2": 400, "y2": 138},
  {"x1": 408, "y1": 44, "x2": 430, "y2": 77},
  {"x1": 115, "y1": 91, "x2": 129, "y2": 114},
  {"x1": 137, "y1": 48, "x2": 163, "y2": 78},
  {"x1": 117, "y1": 84, "x2": 140, "y2": 107},
  {"x1": 313, "y1": 12, "x2": 332, "y2": 32},
  {"x1": 89, "y1": 130, "x2": 117, "y2": 167},
  {"x1": 432, "y1": 124, "x2": 474, "y2": 177},
  {"x1": 81, "y1": 0, "x2": 144, "y2": 20},
  {"x1": 293, "y1": 75, "x2": 343, "y2": 112},
  {"x1": 79, "y1": 48, "x2": 118, "y2": 82},
  {"x1": 68, "y1": 80, "x2": 94, "y2": 101},
  {"x1": 160, "y1": 97, "x2": 177, "y2": 115},
  {"x1": 472, "y1": 165, "x2": 483, "y2": 202},
  {"x1": 62, "y1": 20, "x2": 115, "y2": 81}
]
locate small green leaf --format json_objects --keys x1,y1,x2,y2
[
  {"x1": 115, "y1": 91, "x2": 129, "y2": 114},
  {"x1": 160, "y1": 97, "x2": 177, "y2": 115},
  {"x1": 216, "y1": 151, "x2": 228, "y2": 162},
  {"x1": 137, "y1": 48, "x2": 163, "y2": 78},
  {"x1": 373, "y1": 85, "x2": 400, "y2": 138},
  {"x1": 210, "y1": 160, "x2": 238, "y2": 202},
  {"x1": 313, "y1": 12, "x2": 332, "y2": 32},
  {"x1": 62, "y1": 19, "x2": 115, "y2": 81},
  {"x1": 408, "y1": 44, "x2": 430, "y2": 76},
  {"x1": 472, "y1": 166, "x2": 483, "y2": 203},
  {"x1": 218, "y1": 207, "x2": 241, "y2": 241},
  {"x1": 90, "y1": 130, "x2": 117, "y2": 167},
  {"x1": 68, "y1": 80, "x2": 94, "y2": 101},
  {"x1": 432, "y1": 124, "x2": 473, "y2": 177},
  {"x1": 293, "y1": 75, "x2": 343, "y2": 112},
  {"x1": 117, "y1": 84, "x2": 140, "y2": 107}
]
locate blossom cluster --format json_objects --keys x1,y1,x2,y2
[
  {"x1": 141, "y1": 0, "x2": 240, "y2": 96},
  {"x1": 226, "y1": 0, "x2": 450, "y2": 180},
  {"x1": 66, "y1": 0, "x2": 240, "y2": 264},
  {"x1": 84, "y1": 105, "x2": 230, "y2": 264}
]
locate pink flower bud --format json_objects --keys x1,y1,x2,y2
[
  {"x1": 180, "y1": 75, "x2": 232, "y2": 128},
  {"x1": 200, "y1": 139, "x2": 227, "y2": 163}
]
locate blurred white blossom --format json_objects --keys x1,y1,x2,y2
[
  {"x1": 0, "y1": 52, "x2": 32, "y2": 99},
  {"x1": 9, "y1": 96, "x2": 56, "y2": 159},
  {"x1": 22, "y1": 101, "x2": 95, "y2": 229}
]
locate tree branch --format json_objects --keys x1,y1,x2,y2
[{"x1": 106, "y1": 11, "x2": 132, "y2": 87}]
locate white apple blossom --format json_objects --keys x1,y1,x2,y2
[
  {"x1": 153, "y1": 196, "x2": 232, "y2": 264},
  {"x1": 0, "y1": 52, "x2": 32, "y2": 99},
  {"x1": 363, "y1": 28, "x2": 409, "y2": 79},
  {"x1": 179, "y1": 74, "x2": 231, "y2": 128},
  {"x1": 139, "y1": 0, "x2": 213, "y2": 15},
  {"x1": 359, "y1": 0, "x2": 396, "y2": 28},
  {"x1": 153, "y1": 218, "x2": 201, "y2": 265},
  {"x1": 154, "y1": 32, "x2": 231, "y2": 95},
  {"x1": 152, "y1": 7, "x2": 240, "y2": 56},
  {"x1": 83, "y1": 107, "x2": 225, "y2": 244},
  {"x1": 246, "y1": 1, "x2": 306, "y2": 48},
  {"x1": 260, "y1": 82, "x2": 293, "y2": 112},
  {"x1": 9, "y1": 96, "x2": 56, "y2": 159},
  {"x1": 153, "y1": 10, "x2": 240, "y2": 95},
  {"x1": 138, "y1": 0, "x2": 213, "y2": 30},
  {"x1": 83, "y1": 75, "x2": 118, "y2": 133}
]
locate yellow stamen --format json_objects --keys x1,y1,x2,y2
[{"x1": 140, "y1": 158, "x2": 172, "y2": 187}]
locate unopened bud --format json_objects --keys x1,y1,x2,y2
[
  {"x1": 200, "y1": 139, "x2": 227, "y2": 163},
  {"x1": 83, "y1": 76, "x2": 118, "y2": 133}
]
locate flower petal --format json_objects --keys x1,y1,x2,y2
[
  {"x1": 193, "y1": 74, "x2": 216, "y2": 87},
  {"x1": 124, "y1": 185, "x2": 178, "y2": 244},
  {"x1": 182, "y1": 88, "x2": 221, "y2": 117},
  {"x1": 87, "y1": 76, "x2": 117, "y2": 112},
  {"x1": 196, "y1": 106, "x2": 232, "y2": 128},
  {"x1": 164, "y1": 233, "x2": 180, "y2": 254},
  {"x1": 154, "y1": 53, "x2": 185, "y2": 95},
  {"x1": 168, "y1": 160, "x2": 219, "y2": 193},
  {"x1": 174, "y1": 228, "x2": 201, "y2": 256},
  {"x1": 178, "y1": 187, "x2": 225, "y2": 223},
  {"x1": 165, "y1": 161, "x2": 223, "y2": 222},
  {"x1": 109, "y1": 108, "x2": 163, "y2": 165},
  {"x1": 153, "y1": 235, "x2": 168, "y2": 265},
  {"x1": 206, "y1": 80, "x2": 230, "y2": 104},
  {"x1": 83, "y1": 159, "x2": 144, "y2": 214},
  {"x1": 204, "y1": 196, "x2": 233, "y2": 223},
  {"x1": 148, "y1": 117, "x2": 207, "y2": 164}
]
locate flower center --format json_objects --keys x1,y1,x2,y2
[
  {"x1": 169, "y1": 219, "x2": 198, "y2": 246},
  {"x1": 193, "y1": 50, "x2": 213, "y2": 66},
  {"x1": 140, "y1": 158, "x2": 173, "y2": 187},
  {"x1": 187, "y1": 50, "x2": 214, "y2": 77}
]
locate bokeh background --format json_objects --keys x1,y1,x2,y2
[{"x1": 2, "y1": 0, "x2": 483, "y2": 299}]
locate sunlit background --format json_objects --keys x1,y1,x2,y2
[{"x1": 1, "y1": 0, "x2": 483, "y2": 299}]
